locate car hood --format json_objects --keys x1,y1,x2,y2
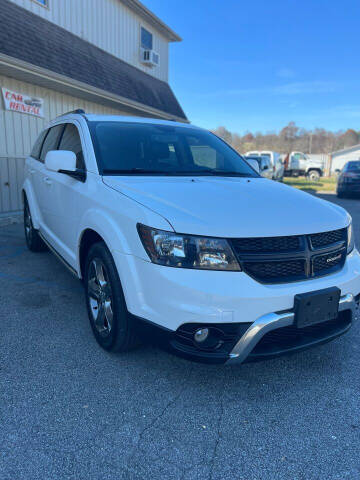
[{"x1": 103, "y1": 176, "x2": 350, "y2": 237}]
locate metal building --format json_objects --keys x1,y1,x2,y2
[
  {"x1": 0, "y1": 0, "x2": 187, "y2": 218},
  {"x1": 330, "y1": 145, "x2": 360, "y2": 174}
]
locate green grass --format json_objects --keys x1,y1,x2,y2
[{"x1": 284, "y1": 176, "x2": 336, "y2": 193}]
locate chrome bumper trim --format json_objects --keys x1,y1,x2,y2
[{"x1": 227, "y1": 293, "x2": 356, "y2": 364}]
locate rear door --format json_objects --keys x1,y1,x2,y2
[
  {"x1": 36, "y1": 124, "x2": 65, "y2": 237},
  {"x1": 28, "y1": 128, "x2": 48, "y2": 223}
]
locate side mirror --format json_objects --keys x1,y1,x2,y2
[
  {"x1": 45, "y1": 150, "x2": 86, "y2": 181},
  {"x1": 45, "y1": 150, "x2": 76, "y2": 173},
  {"x1": 247, "y1": 158, "x2": 260, "y2": 174},
  {"x1": 262, "y1": 164, "x2": 269, "y2": 171}
]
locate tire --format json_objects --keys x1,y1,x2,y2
[
  {"x1": 84, "y1": 241, "x2": 139, "y2": 352},
  {"x1": 307, "y1": 170, "x2": 321, "y2": 182},
  {"x1": 337, "y1": 191, "x2": 346, "y2": 198},
  {"x1": 24, "y1": 198, "x2": 47, "y2": 252}
]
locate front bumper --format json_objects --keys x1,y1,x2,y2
[
  {"x1": 338, "y1": 183, "x2": 360, "y2": 194},
  {"x1": 113, "y1": 248, "x2": 360, "y2": 364},
  {"x1": 227, "y1": 293, "x2": 356, "y2": 364}
]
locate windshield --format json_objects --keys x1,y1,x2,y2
[
  {"x1": 347, "y1": 161, "x2": 360, "y2": 171},
  {"x1": 89, "y1": 122, "x2": 258, "y2": 177}
]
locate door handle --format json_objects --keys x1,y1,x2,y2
[
  {"x1": 43, "y1": 177, "x2": 52, "y2": 185},
  {"x1": 29, "y1": 168, "x2": 36, "y2": 175}
]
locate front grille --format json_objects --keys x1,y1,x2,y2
[
  {"x1": 313, "y1": 251, "x2": 345, "y2": 274},
  {"x1": 232, "y1": 235, "x2": 301, "y2": 253},
  {"x1": 243, "y1": 260, "x2": 305, "y2": 282},
  {"x1": 230, "y1": 228, "x2": 347, "y2": 284},
  {"x1": 310, "y1": 228, "x2": 346, "y2": 249}
]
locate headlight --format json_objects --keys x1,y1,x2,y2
[
  {"x1": 137, "y1": 224, "x2": 241, "y2": 271},
  {"x1": 347, "y1": 221, "x2": 355, "y2": 254}
]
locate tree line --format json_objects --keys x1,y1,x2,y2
[{"x1": 212, "y1": 122, "x2": 360, "y2": 155}]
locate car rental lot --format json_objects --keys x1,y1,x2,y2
[{"x1": 1, "y1": 193, "x2": 360, "y2": 480}]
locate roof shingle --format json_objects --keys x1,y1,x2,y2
[{"x1": 0, "y1": 0, "x2": 187, "y2": 120}]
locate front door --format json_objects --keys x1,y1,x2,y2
[{"x1": 42, "y1": 122, "x2": 88, "y2": 267}]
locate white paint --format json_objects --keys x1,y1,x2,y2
[
  {"x1": 22, "y1": 112, "x2": 360, "y2": 336},
  {"x1": 103, "y1": 176, "x2": 350, "y2": 238},
  {"x1": 2, "y1": 87, "x2": 44, "y2": 117},
  {"x1": 9, "y1": 0, "x2": 170, "y2": 81}
]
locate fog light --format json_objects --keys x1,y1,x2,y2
[{"x1": 194, "y1": 328, "x2": 209, "y2": 343}]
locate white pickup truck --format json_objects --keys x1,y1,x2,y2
[{"x1": 283, "y1": 151, "x2": 324, "y2": 181}]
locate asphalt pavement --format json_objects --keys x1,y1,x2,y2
[{"x1": 1, "y1": 193, "x2": 360, "y2": 480}]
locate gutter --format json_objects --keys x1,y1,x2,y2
[
  {"x1": 120, "y1": 0, "x2": 182, "y2": 42},
  {"x1": 0, "y1": 53, "x2": 188, "y2": 123}
]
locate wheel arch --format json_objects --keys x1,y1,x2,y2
[
  {"x1": 78, "y1": 228, "x2": 106, "y2": 279},
  {"x1": 22, "y1": 178, "x2": 41, "y2": 229},
  {"x1": 76, "y1": 209, "x2": 139, "y2": 279}
]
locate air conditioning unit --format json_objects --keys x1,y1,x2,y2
[{"x1": 140, "y1": 48, "x2": 160, "y2": 67}]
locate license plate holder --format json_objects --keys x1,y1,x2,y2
[{"x1": 294, "y1": 287, "x2": 341, "y2": 328}]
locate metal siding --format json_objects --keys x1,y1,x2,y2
[
  {"x1": 9, "y1": 0, "x2": 169, "y2": 81},
  {"x1": 331, "y1": 150, "x2": 360, "y2": 173},
  {"x1": 0, "y1": 74, "x2": 128, "y2": 214}
]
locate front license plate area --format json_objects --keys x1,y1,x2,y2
[{"x1": 294, "y1": 287, "x2": 341, "y2": 328}]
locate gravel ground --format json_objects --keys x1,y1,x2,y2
[{"x1": 1, "y1": 194, "x2": 360, "y2": 480}]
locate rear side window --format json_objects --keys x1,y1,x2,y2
[
  {"x1": 58, "y1": 123, "x2": 85, "y2": 170},
  {"x1": 31, "y1": 130, "x2": 48, "y2": 160},
  {"x1": 40, "y1": 125, "x2": 64, "y2": 163}
]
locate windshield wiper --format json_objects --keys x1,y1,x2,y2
[
  {"x1": 102, "y1": 168, "x2": 255, "y2": 177},
  {"x1": 192, "y1": 170, "x2": 254, "y2": 177}
]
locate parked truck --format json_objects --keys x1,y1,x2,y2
[
  {"x1": 282, "y1": 152, "x2": 324, "y2": 181},
  {"x1": 245, "y1": 150, "x2": 284, "y2": 181}
]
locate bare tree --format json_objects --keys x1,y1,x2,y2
[
  {"x1": 210, "y1": 122, "x2": 357, "y2": 154},
  {"x1": 212, "y1": 126, "x2": 232, "y2": 145}
]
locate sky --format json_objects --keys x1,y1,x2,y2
[{"x1": 142, "y1": 0, "x2": 360, "y2": 134}]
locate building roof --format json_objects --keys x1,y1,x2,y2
[
  {"x1": 0, "y1": 0, "x2": 187, "y2": 121},
  {"x1": 331, "y1": 144, "x2": 360, "y2": 157},
  {"x1": 121, "y1": 0, "x2": 181, "y2": 42}
]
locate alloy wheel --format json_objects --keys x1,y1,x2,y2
[
  {"x1": 24, "y1": 204, "x2": 32, "y2": 241},
  {"x1": 87, "y1": 258, "x2": 114, "y2": 337}
]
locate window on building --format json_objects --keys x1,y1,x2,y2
[
  {"x1": 39, "y1": 125, "x2": 64, "y2": 163},
  {"x1": 32, "y1": 0, "x2": 49, "y2": 7},
  {"x1": 31, "y1": 130, "x2": 48, "y2": 160},
  {"x1": 58, "y1": 123, "x2": 85, "y2": 170},
  {"x1": 141, "y1": 27, "x2": 153, "y2": 50}
]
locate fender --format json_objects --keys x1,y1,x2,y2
[
  {"x1": 22, "y1": 176, "x2": 42, "y2": 230},
  {"x1": 76, "y1": 207, "x2": 172, "y2": 277}
]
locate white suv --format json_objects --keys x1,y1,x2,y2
[{"x1": 23, "y1": 111, "x2": 360, "y2": 364}]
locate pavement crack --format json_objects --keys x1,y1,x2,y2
[
  {"x1": 125, "y1": 364, "x2": 194, "y2": 470},
  {"x1": 208, "y1": 375, "x2": 226, "y2": 480}
]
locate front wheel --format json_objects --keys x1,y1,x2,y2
[
  {"x1": 84, "y1": 242, "x2": 139, "y2": 352},
  {"x1": 307, "y1": 170, "x2": 321, "y2": 182}
]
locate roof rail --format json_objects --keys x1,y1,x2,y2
[{"x1": 57, "y1": 109, "x2": 86, "y2": 117}]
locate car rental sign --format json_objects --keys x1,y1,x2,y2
[{"x1": 2, "y1": 87, "x2": 44, "y2": 118}]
